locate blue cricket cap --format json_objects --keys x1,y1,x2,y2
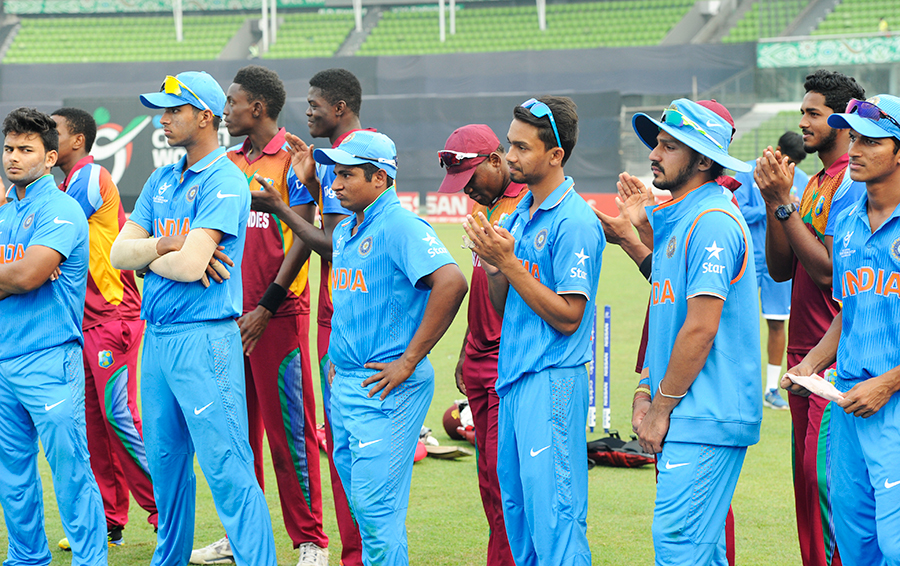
[
  {"x1": 140, "y1": 71, "x2": 226, "y2": 118},
  {"x1": 633, "y1": 98, "x2": 751, "y2": 173},
  {"x1": 314, "y1": 130, "x2": 398, "y2": 178},
  {"x1": 828, "y1": 94, "x2": 900, "y2": 141}
]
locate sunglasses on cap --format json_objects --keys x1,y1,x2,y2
[
  {"x1": 437, "y1": 150, "x2": 490, "y2": 169},
  {"x1": 160, "y1": 75, "x2": 210, "y2": 112},
  {"x1": 660, "y1": 108, "x2": 724, "y2": 150},
  {"x1": 520, "y1": 98, "x2": 562, "y2": 148},
  {"x1": 846, "y1": 99, "x2": 900, "y2": 130},
  {"x1": 350, "y1": 154, "x2": 397, "y2": 168}
]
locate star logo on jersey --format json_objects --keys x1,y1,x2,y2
[
  {"x1": 705, "y1": 241, "x2": 724, "y2": 260},
  {"x1": 891, "y1": 237, "x2": 900, "y2": 263},
  {"x1": 186, "y1": 185, "x2": 199, "y2": 202},
  {"x1": 575, "y1": 248, "x2": 589, "y2": 266},
  {"x1": 423, "y1": 233, "x2": 440, "y2": 247},
  {"x1": 359, "y1": 236, "x2": 373, "y2": 257},
  {"x1": 98, "y1": 350, "x2": 114, "y2": 369},
  {"x1": 23, "y1": 213, "x2": 34, "y2": 229},
  {"x1": 666, "y1": 236, "x2": 676, "y2": 258},
  {"x1": 534, "y1": 228, "x2": 548, "y2": 251}
]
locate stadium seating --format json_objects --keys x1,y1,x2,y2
[
  {"x1": 812, "y1": 0, "x2": 900, "y2": 35},
  {"x1": 356, "y1": 0, "x2": 696, "y2": 56},
  {"x1": 722, "y1": 0, "x2": 811, "y2": 43},
  {"x1": 728, "y1": 110, "x2": 820, "y2": 176},
  {"x1": 263, "y1": 11, "x2": 357, "y2": 59},
  {"x1": 3, "y1": 14, "x2": 245, "y2": 64}
]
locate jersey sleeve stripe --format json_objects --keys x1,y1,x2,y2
[{"x1": 683, "y1": 207, "x2": 749, "y2": 285}]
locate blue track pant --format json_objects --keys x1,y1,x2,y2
[
  {"x1": 330, "y1": 362, "x2": 434, "y2": 566},
  {"x1": 497, "y1": 365, "x2": 591, "y2": 566},
  {"x1": 142, "y1": 320, "x2": 276, "y2": 566},
  {"x1": 0, "y1": 342, "x2": 106, "y2": 566}
]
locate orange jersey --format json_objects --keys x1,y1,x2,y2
[
  {"x1": 227, "y1": 128, "x2": 312, "y2": 316},
  {"x1": 60, "y1": 156, "x2": 141, "y2": 329}
]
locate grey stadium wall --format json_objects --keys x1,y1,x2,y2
[{"x1": 0, "y1": 43, "x2": 755, "y2": 209}]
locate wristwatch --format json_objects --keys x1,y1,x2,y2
[{"x1": 774, "y1": 203, "x2": 796, "y2": 221}]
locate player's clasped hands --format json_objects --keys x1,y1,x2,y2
[
  {"x1": 754, "y1": 146, "x2": 795, "y2": 203},
  {"x1": 462, "y1": 211, "x2": 515, "y2": 275}
]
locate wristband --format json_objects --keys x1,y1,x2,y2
[
  {"x1": 638, "y1": 254, "x2": 652, "y2": 282},
  {"x1": 634, "y1": 386, "x2": 652, "y2": 398},
  {"x1": 258, "y1": 283, "x2": 288, "y2": 314},
  {"x1": 657, "y1": 382, "x2": 686, "y2": 399}
]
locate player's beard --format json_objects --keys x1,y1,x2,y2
[
  {"x1": 804, "y1": 127, "x2": 837, "y2": 155},
  {"x1": 651, "y1": 153, "x2": 700, "y2": 192}
]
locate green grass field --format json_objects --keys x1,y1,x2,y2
[{"x1": 1, "y1": 223, "x2": 800, "y2": 565}]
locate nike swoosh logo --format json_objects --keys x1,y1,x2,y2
[
  {"x1": 217, "y1": 191, "x2": 240, "y2": 199},
  {"x1": 358, "y1": 439, "x2": 383, "y2": 448},
  {"x1": 530, "y1": 445, "x2": 551, "y2": 457},
  {"x1": 53, "y1": 217, "x2": 73, "y2": 225},
  {"x1": 665, "y1": 460, "x2": 690, "y2": 470},
  {"x1": 705, "y1": 120, "x2": 724, "y2": 129},
  {"x1": 194, "y1": 401, "x2": 214, "y2": 415},
  {"x1": 886, "y1": 479, "x2": 900, "y2": 489},
  {"x1": 45, "y1": 399, "x2": 65, "y2": 411}
]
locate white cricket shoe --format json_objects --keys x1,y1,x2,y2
[
  {"x1": 190, "y1": 537, "x2": 234, "y2": 564},
  {"x1": 297, "y1": 542, "x2": 329, "y2": 566}
]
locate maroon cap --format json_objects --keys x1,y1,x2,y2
[
  {"x1": 697, "y1": 99, "x2": 736, "y2": 142},
  {"x1": 437, "y1": 124, "x2": 500, "y2": 194}
]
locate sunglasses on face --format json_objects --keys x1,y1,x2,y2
[
  {"x1": 437, "y1": 150, "x2": 490, "y2": 169},
  {"x1": 846, "y1": 99, "x2": 900, "y2": 131},
  {"x1": 520, "y1": 98, "x2": 562, "y2": 149},
  {"x1": 160, "y1": 75, "x2": 210, "y2": 112},
  {"x1": 659, "y1": 108, "x2": 725, "y2": 150}
]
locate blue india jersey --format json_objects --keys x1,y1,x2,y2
[
  {"x1": 0, "y1": 175, "x2": 89, "y2": 359},
  {"x1": 129, "y1": 147, "x2": 249, "y2": 325},
  {"x1": 646, "y1": 182, "x2": 761, "y2": 447},
  {"x1": 495, "y1": 177, "x2": 606, "y2": 397},
  {"x1": 831, "y1": 196, "x2": 900, "y2": 392},
  {"x1": 328, "y1": 188, "x2": 455, "y2": 371}
]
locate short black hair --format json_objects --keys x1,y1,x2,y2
[
  {"x1": 359, "y1": 162, "x2": 394, "y2": 187},
  {"x1": 778, "y1": 131, "x2": 806, "y2": 163},
  {"x1": 52, "y1": 107, "x2": 97, "y2": 152},
  {"x1": 708, "y1": 161, "x2": 725, "y2": 180},
  {"x1": 512, "y1": 96, "x2": 578, "y2": 166},
  {"x1": 3, "y1": 107, "x2": 58, "y2": 152},
  {"x1": 804, "y1": 70, "x2": 866, "y2": 114},
  {"x1": 191, "y1": 107, "x2": 222, "y2": 130},
  {"x1": 233, "y1": 65, "x2": 286, "y2": 120},
  {"x1": 309, "y1": 68, "x2": 362, "y2": 117}
]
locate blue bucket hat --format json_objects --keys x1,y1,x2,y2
[
  {"x1": 827, "y1": 94, "x2": 900, "y2": 141},
  {"x1": 140, "y1": 71, "x2": 226, "y2": 118},
  {"x1": 314, "y1": 130, "x2": 398, "y2": 178},
  {"x1": 633, "y1": 98, "x2": 751, "y2": 173}
]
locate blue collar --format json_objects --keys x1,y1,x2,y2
[
  {"x1": 649, "y1": 181, "x2": 723, "y2": 227},
  {"x1": 8, "y1": 174, "x2": 56, "y2": 204},
  {"x1": 173, "y1": 146, "x2": 227, "y2": 179},
  {"x1": 851, "y1": 193, "x2": 900, "y2": 234},
  {"x1": 517, "y1": 176, "x2": 575, "y2": 216},
  {"x1": 345, "y1": 187, "x2": 399, "y2": 235}
]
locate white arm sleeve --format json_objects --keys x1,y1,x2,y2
[
  {"x1": 110, "y1": 220, "x2": 160, "y2": 270},
  {"x1": 148, "y1": 228, "x2": 221, "y2": 283}
]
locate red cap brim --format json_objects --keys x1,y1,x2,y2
[{"x1": 438, "y1": 165, "x2": 478, "y2": 194}]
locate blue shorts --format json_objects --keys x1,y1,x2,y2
[
  {"x1": 757, "y1": 266, "x2": 791, "y2": 320},
  {"x1": 330, "y1": 361, "x2": 434, "y2": 566},
  {"x1": 497, "y1": 365, "x2": 591, "y2": 566},
  {"x1": 653, "y1": 441, "x2": 746, "y2": 566},
  {"x1": 831, "y1": 394, "x2": 900, "y2": 564}
]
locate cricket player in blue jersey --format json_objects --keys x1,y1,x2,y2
[
  {"x1": 312, "y1": 130, "x2": 467, "y2": 566},
  {"x1": 464, "y1": 96, "x2": 604, "y2": 566},
  {"x1": 109, "y1": 71, "x2": 276, "y2": 566},
  {"x1": 786, "y1": 93, "x2": 900, "y2": 565},
  {"x1": 0, "y1": 107, "x2": 106, "y2": 565},
  {"x1": 629, "y1": 98, "x2": 762, "y2": 566}
]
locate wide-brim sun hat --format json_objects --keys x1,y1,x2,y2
[{"x1": 632, "y1": 98, "x2": 751, "y2": 173}]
